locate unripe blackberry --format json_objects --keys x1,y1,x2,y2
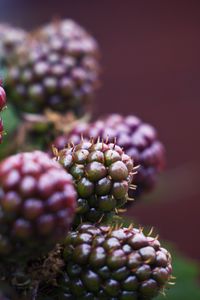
[
  {"x1": 0, "y1": 23, "x2": 27, "y2": 67},
  {"x1": 0, "y1": 151, "x2": 76, "y2": 258},
  {"x1": 58, "y1": 223, "x2": 173, "y2": 299},
  {"x1": 6, "y1": 19, "x2": 100, "y2": 116},
  {"x1": 56, "y1": 141, "x2": 134, "y2": 226},
  {"x1": 52, "y1": 114, "x2": 165, "y2": 198}
]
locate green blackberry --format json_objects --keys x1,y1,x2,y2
[
  {"x1": 58, "y1": 223, "x2": 173, "y2": 299},
  {"x1": 56, "y1": 141, "x2": 135, "y2": 226},
  {"x1": 6, "y1": 19, "x2": 100, "y2": 116}
]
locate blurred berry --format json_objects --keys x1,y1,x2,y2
[
  {"x1": 6, "y1": 19, "x2": 100, "y2": 116},
  {"x1": 0, "y1": 151, "x2": 76, "y2": 259}
]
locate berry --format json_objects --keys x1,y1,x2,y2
[
  {"x1": 52, "y1": 114, "x2": 165, "y2": 198},
  {"x1": 0, "y1": 84, "x2": 6, "y2": 144},
  {"x1": 6, "y1": 19, "x2": 100, "y2": 116},
  {"x1": 0, "y1": 151, "x2": 76, "y2": 258},
  {"x1": 0, "y1": 23, "x2": 27, "y2": 67},
  {"x1": 58, "y1": 223, "x2": 172, "y2": 299},
  {"x1": 56, "y1": 141, "x2": 134, "y2": 226},
  {"x1": 0, "y1": 85, "x2": 6, "y2": 111}
]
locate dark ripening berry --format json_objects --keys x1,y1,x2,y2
[
  {"x1": 57, "y1": 141, "x2": 134, "y2": 226},
  {"x1": 58, "y1": 224, "x2": 173, "y2": 299},
  {"x1": 6, "y1": 19, "x2": 100, "y2": 116},
  {"x1": 52, "y1": 114, "x2": 165, "y2": 200},
  {"x1": 0, "y1": 151, "x2": 76, "y2": 259}
]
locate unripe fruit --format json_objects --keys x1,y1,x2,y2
[
  {"x1": 58, "y1": 224, "x2": 173, "y2": 299},
  {"x1": 56, "y1": 141, "x2": 134, "y2": 226}
]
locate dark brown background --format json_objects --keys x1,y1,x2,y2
[{"x1": 1, "y1": 0, "x2": 200, "y2": 261}]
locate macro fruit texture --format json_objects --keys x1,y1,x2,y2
[
  {"x1": 0, "y1": 23, "x2": 27, "y2": 68},
  {"x1": 0, "y1": 84, "x2": 6, "y2": 144},
  {"x1": 52, "y1": 114, "x2": 165, "y2": 198},
  {"x1": 0, "y1": 151, "x2": 76, "y2": 259},
  {"x1": 6, "y1": 19, "x2": 100, "y2": 116},
  {"x1": 56, "y1": 140, "x2": 135, "y2": 226},
  {"x1": 58, "y1": 223, "x2": 172, "y2": 300}
]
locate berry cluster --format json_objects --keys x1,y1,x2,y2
[
  {"x1": 53, "y1": 114, "x2": 165, "y2": 198},
  {"x1": 57, "y1": 140, "x2": 135, "y2": 226},
  {"x1": 0, "y1": 151, "x2": 76, "y2": 258},
  {"x1": 6, "y1": 19, "x2": 100, "y2": 116},
  {"x1": 0, "y1": 18, "x2": 174, "y2": 300},
  {"x1": 58, "y1": 223, "x2": 172, "y2": 300},
  {"x1": 0, "y1": 83, "x2": 6, "y2": 144}
]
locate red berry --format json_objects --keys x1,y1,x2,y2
[
  {"x1": 0, "y1": 151, "x2": 77, "y2": 258},
  {"x1": 0, "y1": 86, "x2": 6, "y2": 111}
]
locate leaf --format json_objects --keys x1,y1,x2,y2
[{"x1": 0, "y1": 105, "x2": 20, "y2": 159}]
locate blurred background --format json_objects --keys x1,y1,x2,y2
[{"x1": 0, "y1": 0, "x2": 200, "y2": 297}]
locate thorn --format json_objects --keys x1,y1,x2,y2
[
  {"x1": 129, "y1": 186, "x2": 137, "y2": 190},
  {"x1": 145, "y1": 258, "x2": 153, "y2": 264},
  {"x1": 128, "y1": 223, "x2": 134, "y2": 230},
  {"x1": 108, "y1": 226, "x2": 113, "y2": 235},
  {"x1": 117, "y1": 208, "x2": 127, "y2": 213},
  {"x1": 130, "y1": 184, "x2": 137, "y2": 189},
  {"x1": 133, "y1": 165, "x2": 140, "y2": 170},
  {"x1": 139, "y1": 226, "x2": 144, "y2": 233},
  {"x1": 114, "y1": 223, "x2": 119, "y2": 230},
  {"x1": 131, "y1": 171, "x2": 138, "y2": 176},
  {"x1": 127, "y1": 197, "x2": 135, "y2": 202},
  {"x1": 97, "y1": 214, "x2": 105, "y2": 224},
  {"x1": 52, "y1": 145, "x2": 59, "y2": 157},
  {"x1": 148, "y1": 227, "x2": 154, "y2": 236}
]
